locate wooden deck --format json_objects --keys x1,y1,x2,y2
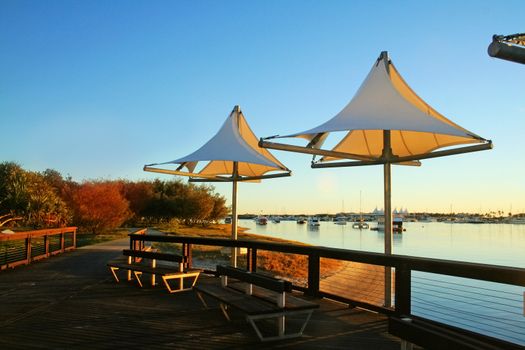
[{"x1": 0, "y1": 238, "x2": 402, "y2": 349}]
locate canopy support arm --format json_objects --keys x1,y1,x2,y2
[
  {"x1": 144, "y1": 166, "x2": 231, "y2": 180},
  {"x1": 310, "y1": 141, "x2": 492, "y2": 168},
  {"x1": 188, "y1": 171, "x2": 291, "y2": 183},
  {"x1": 259, "y1": 139, "x2": 376, "y2": 161}
]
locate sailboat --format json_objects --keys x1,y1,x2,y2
[
  {"x1": 334, "y1": 200, "x2": 347, "y2": 225},
  {"x1": 352, "y1": 191, "x2": 369, "y2": 229}
]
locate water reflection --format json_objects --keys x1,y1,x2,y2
[{"x1": 240, "y1": 219, "x2": 525, "y2": 267}]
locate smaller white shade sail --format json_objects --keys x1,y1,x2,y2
[
  {"x1": 145, "y1": 106, "x2": 289, "y2": 179},
  {"x1": 274, "y1": 52, "x2": 488, "y2": 161}
]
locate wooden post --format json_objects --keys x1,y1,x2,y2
[
  {"x1": 395, "y1": 265, "x2": 411, "y2": 316},
  {"x1": 307, "y1": 253, "x2": 320, "y2": 297},
  {"x1": 187, "y1": 243, "x2": 192, "y2": 269},
  {"x1": 247, "y1": 248, "x2": 257, "y2": 272},
  {"x1": 26, "y1": 235, "x2": 32, "y2": 264},
  {"x1": 73, "y1": 228, "x2": 76, "y2": 249},
  {"x1": 60, "y1": 232, "x2": 65, "y2": 253},
  {"x1": 44, "y1": 234, "x2": 50, "y2": 257},
  {"x1": 182, "y1": 243, "x2": 192, "y2": 270}
]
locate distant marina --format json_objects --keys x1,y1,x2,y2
[
  {"x1": 236, "y1": 211, "x2": 525, "y2": 227},
  {"x1": 238, "y1": 219, "x2": 525, "y2": 267}
]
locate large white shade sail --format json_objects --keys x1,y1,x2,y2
[
  {"x1": 145, "y1": 105, "x2": 290, "y2": 181},
  {"x1": 144, "y1": 105, "x2": 291, "y2": 267},
  {"x1": 260, "y1": 51, "x2": 492, "y2": 307},
  {"x1": 263, "y1": 51, "x2": 491, "y2": 163}
]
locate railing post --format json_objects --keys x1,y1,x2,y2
[
  {"x1": 246, "y1": 248, "x2": 257, "y2": 272},
  {"x1": 307, "y1": 253, "x2": 320, "y2": 297},
  {"x1": 44, "y1": 234, "x2": 50, "y2": 257},
  {"x1": 395, "y1": 264, "x2": 411, "y2": 316},
  {"x1": 60, "y1": 232, "x2": 65, "y2": 253},
  {"x1": 182, "y1": 243, "x2": 192, "y2": 269},
  {"x1": 73, "y1": 228, "x2": 77, "y2": 248},
  {"x1": 26, "y1": 235, "x2": 32, "y2": 264}
]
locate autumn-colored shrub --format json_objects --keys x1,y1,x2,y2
[
  {"x1": 0, "y1": 163, "x2": 228, "y2": 231},
  {"x1": 71, "y1": 181, "x2": 131, "y2": 234}
]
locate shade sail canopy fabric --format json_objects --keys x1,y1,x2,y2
[
  {"x1": 259, "y1": 51, "x2": 492, "y2": 307},
  {"x1": 269, "y1": 51, "x2": 489, "y2": 162},
  {"x1": 145, "y1": 106, "x2": 290, "y2": 181}
]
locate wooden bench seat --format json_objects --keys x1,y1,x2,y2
[
  {"x1": 195, "y1": 282, "x2": 281, "y2": 315},
  {"x1": 107, "y1": 249, "x2": 201, "y2": 293},
  {"x1": 228, "y1": 281, "x2": 318, "y2": 312},
  {"x1": 194, "y1": 265, "x2": 318, "y2": 341}
]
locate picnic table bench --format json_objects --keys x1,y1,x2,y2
[
  {"x1": 194, "y1": 265, "x2": 318, "y2": 342},
  {"x1": 107, "y1": 249, "x2": 201, "y2": 293}
]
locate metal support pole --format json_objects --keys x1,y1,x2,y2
[
  {"x1": 231, "y1": 161, "x2": 239, "y2": 267},
  {"x1": 383, "y1": 130, "x2": 393, "y2": 308}
]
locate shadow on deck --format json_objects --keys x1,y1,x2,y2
[{"x1": 0, "y1": 239, "x2": 401, "y2": 349}]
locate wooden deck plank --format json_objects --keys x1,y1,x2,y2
[{"x1": 0, "y1": 239, "x2": 401, "y2": 349}]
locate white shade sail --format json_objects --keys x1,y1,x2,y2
[
  {"x1": 145, "y1": 105, "x2": 290, "y2": 181},
  {"x1": 268, "y1": 51, "x2": 489, "y2": 163},
  {"x1": 259, "y1": 51, "x2": 492, "y2": 307}
]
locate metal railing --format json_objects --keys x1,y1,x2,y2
[
  {"x1": 129, "y1": 232, "x2": 525, "y2": 348},
  {"x1": 0, "y1": 227, "x2": 77, "y2": 269}
]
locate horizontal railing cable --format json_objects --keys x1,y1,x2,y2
[
  {"x1": 412, "y1": 295, "x2": 525, "y2": 330},
  {"x1": 412, "y1": 286, "x2": 524, "y2": 316},
  {"x1": 412, "y1": 302, "x2": 525, "y2": 344},
  {"x1": 413, "y1": 275, "x2": 521, "y2": 298},
  {"x1": 412, "y1": 281, "x2": 522, "y2": 307}
]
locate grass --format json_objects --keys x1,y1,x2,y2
[
  {"x1": 154, "y1": 223, "x2": 345, "y2": 285},
  {"x1": 76, "y1": 228, "x2": 131, "y2": 247}
]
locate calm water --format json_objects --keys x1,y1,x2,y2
[
  {"x1": 240, "y1": 219, "x2": 525, "y2": 268},
  {"x1": 240, "y1": 219, "x2": 525, "y2": 345}
]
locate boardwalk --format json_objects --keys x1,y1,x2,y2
[
  {"x1": 321, "y1": 261, "x2": 391, "y2": 306},
  {"x1": 0, "y1": 238, "x2": 401, "y2": 349}
]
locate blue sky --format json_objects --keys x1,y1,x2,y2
[{"x1": 1, "y1": 1, "x2": 524, "y2": 214}]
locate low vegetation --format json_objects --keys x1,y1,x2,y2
[
  {"x1": 0, "y1": 162, "x2": 228, "y2": 234},
  {"x1": 156, "y1": 224, "x2": 345, "y2": 285}
]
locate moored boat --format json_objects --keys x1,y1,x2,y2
[
  {"x1": 334, "y1": 216, "x2": 347, "y2": 225},
  {"x1": 256, "y1": 216, "x2": 268, "y2": 225},
  {"x1": 352, "y1": 219, "x2": 369, "y2": 229},
  {"x1": 371, "y1": 216, "x2": 405, "y2": 232},
  {"x1": 308, "y1": 216, "x2": 320, "y2": 226}
]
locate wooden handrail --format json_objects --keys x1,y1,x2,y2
[
  {"x1": 1, "y1": 227, "x2": 77, "y2": 269},
  {"x1": 129, "y1": 234, "x2": 525, "y2": 287},
  {"x1": 0, "y1": 227, "x2": 77, "y2": 241},
  {"x1": 129, "y1": 232, "x2": 525, "y2": 349}
]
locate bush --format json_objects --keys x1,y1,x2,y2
[{"x1": 70, "y1": 181, "x2": 131, "y2": 234}]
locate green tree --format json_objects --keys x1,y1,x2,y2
[
  {"x1": 0, "y1": 162, "x2": 29, "y2": 214},
  {"x1": 0, "y1": 162, "x2": 70, "y2": 228}
]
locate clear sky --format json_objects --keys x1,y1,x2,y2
[{"x1": 1, "y1": 1, "x2": 524, "y2": 215}]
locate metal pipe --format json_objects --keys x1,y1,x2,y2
[
  {"x1": 488, "y1": 39, "x2": 525, "y2": 64},
  {"x1": 231, "y1": 162, "x2": 239, "y2": 267},
  {"x1": 143, "y1": 166, "x2": 230, "y2": 180},
  {"x1": 259, "y1": 139, "x2": 376, "y2": 161},
  {"x1": 311, "y1": 142, "x2": 492, "y2": 168},
  {"x1": 189, "y1": 172, "x2": 291, "y2": 182},
  {"x1": 383, "y1": 130, "x2": 393, "y2": 308}
]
